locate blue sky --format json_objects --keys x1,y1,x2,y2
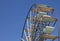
[{"x1": 0, "y1": 0, "x2": 60, "y2": 41}]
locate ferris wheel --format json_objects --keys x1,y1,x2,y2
[{"x1": 20, "y1": 4, "x2": 59, "y2": 41}]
